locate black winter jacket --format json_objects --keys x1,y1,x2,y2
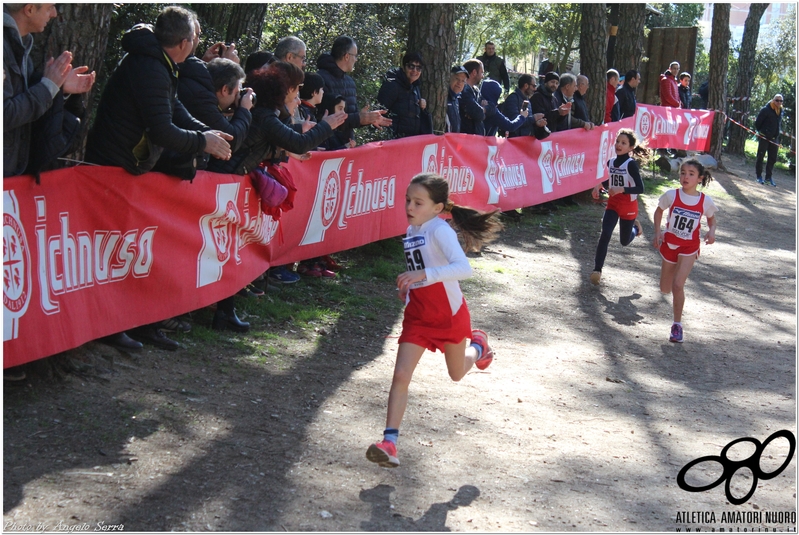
[
  {"x1": 755, "y1": 103, "x2": 782, "y2": 140},
  {"x1": 679, "y1": 84, "x2": 692, "y2": 110},
  {"x1": 3, "y1": 12, "x2": 58, "y2": 177},
  {"x1": 615, "y1": 83, "x2": 637, "y2": 119},
  {"x1": 530, "y1": 85, "x2": 561, "y2": 128},
  {"x1": 178, "y1": 56, "x2": 251, "y2": 155},
  {"x1": 85, "y1": 24, "x2": 208, "y2": 175},
  {"x1": 316, "y1": 54, "x2": 361, "y2": 142},
  {"x1": 377, "y1": 67, "x2": 432, "y2": 138},
  {"x1": 460, "y1": 84, "x2": 486, "y2": 135},
  {"x1": 501, "y1": 89, "x2": 549, "y2": 140},
  {"x1": 477, "y1": 53, "x2": 510, "y2": 92},
  {"x1": 208, "y1": 106, "x2": 333, "y2": 175}
]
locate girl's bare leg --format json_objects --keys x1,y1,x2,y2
[
  {"x1": 670, "y1": 254, "x2": 697, "y2": 323},
  {"x1": 443, "y1": 339, "x2": 479, "y2": 382},
  {"x1": 385, "y1": 343, "x2": 425, "y2": 429}
]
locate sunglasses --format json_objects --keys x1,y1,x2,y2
[
  {"x1": 775, "y1": 99, "x2": 784, "y2": 102},
  {"x1": 406, "y1": 64, "x2": 423, "y2": 72}
]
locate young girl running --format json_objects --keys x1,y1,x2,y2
[
  {"x1": 652, "y1": 158, "x2": 717, "y2": 343},
  {"x1": 366, "y1": 173, "x2": 503, "y2": 468},
  {"x1": 590, "y1": 128, "x2": 649, "y2": 285}
]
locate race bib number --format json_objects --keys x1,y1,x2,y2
[
  {"x1": 668, "y1": 207, "x2": 700, "y2": 240},
  {"x1": 610, "y1": 172, "x2": 625, "y2": 187},
  {"x1": 403, "y1": 236, "x2": 426, "y2": 271}
]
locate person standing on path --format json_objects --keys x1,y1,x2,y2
[{"x1": 754, "y1": 94, "x2": 784, "y2": 187}]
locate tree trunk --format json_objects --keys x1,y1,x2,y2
[
  {"x1": 614, "y1": 4, "x2": 647, "y2": 74},
  {"x1": 579, "y1": 3, "x2": 609, "y2": 124},
  {"x1": 407, "y1": 4, "x2": 458, "y2": 134},
  {"x1": 31, "y1": 4, "x2": 115, "y2": 162},
  {"x1": 225, "y1": 4, "x2": 267, "y2": 57},
  {"x1": 727, "y1": 3, "x2": 769, "y2": 155},
  {"x1": 192, "y1": 5, "x2": 230, "y2": 32},
  {"x1": 708, "y1": 4, "x2": 731, "y2": 163}
]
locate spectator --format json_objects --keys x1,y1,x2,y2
[
  {"x1": 86, "y1": 7, "x2": 232, "y2": 179},
  {"x1": 482, "y1": 79, "x2": 527, "y2": 137},
  {"x1": 274, "y1": 36, "x2": 307, "y2": 70},
  {"x1": 555, "y1": 73, "x2": 594, "y2": 131},
  {"x1": 244, "y1": 50, "x2": 274, "y2": 76},
  {"x1": 377, "y1": 51, "x2": 433, "y2": 138},
  {"x1": 298, "y1": 72, "x2": 325, "y2": 123},
  {"x1": 460, "y1": 59, "x2": 488, "y2": 135},
  {"x1": 659, "y1": 61, "x2": 681, "y2": 108},
  {"x1": 4, "y1": 2, "x2": 96, "y2": 372},
  {"x1": 477, "y1": 41, "x2": 510, "y2": 94},
  {"x1": 316, "y1": 36, "x2": 391, "y2": 145},
  {"x1": 85, "y1": 6, "x2": 235, "y2": 350},
  {"x1": 446, "y1": 65, "x2": 468, "y2": 133},
  {"x1": 531, "y1": 71, "x2": 567, "y2": 128},
  {"x1": 318, "y1": 95, "x2": 353, "y2": 150},
  {"x1": 501, "y1": 73, "x2": 548, "y2": 139},
  {"x1": 605, "y1": 69, "x2": 620, "y2": 123},
  {"x1": 176, "y1": 23, "x2": 255, "y2": 169},
  {"x1": 574, "y1": 75, "x2": 591, "y2": 123},
  {"x1": 754, "y1": 94, "x2": 784, "y2": 187},
  {"x1": 615, "y1": 69, "x2": 640, "y2": 119},
  {"x1": 4, "y1": 3, "x2": 95, "y2": 178},
  {"x1": 679, "y1": 72, "x2": 692, "y2": 109}
]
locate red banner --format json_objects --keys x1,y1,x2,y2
[{"x1": 3, "y1": 106, "x2": 713, "y2": 367}]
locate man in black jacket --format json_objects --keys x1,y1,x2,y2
[
  {"x1": 755, "y1": 94, "x2": 784, "y2": 186},
  {"x1": 502, "y1": 73, "x2": 548, "y2": 139},
  {"x1": 531, "y1": 72, "x2": 567, "y2": 129},
  {"x1": 3, "y1": 3, "x2": 95, "y2": 178},
  {"x1": 377, "y1": 52, "x2": 432, "y2": 138},
  {"x1": 316, "y1": 36, "x2": 391, "y2": 144},
  {"x1": 477, "y1": 42, "x2": 510, "y2": 94},
  {"x1": 615, "y1": 70, "x2": 640, "y2": 120},
  {"x1": 460, "y1": 59, "x2": 488, "y2": 135},
  {"x1": 86, "y1": 6, "x2": 232, "y2": 177}
]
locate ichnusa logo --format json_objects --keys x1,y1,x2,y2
[
  {"x1": 683, "y1": 113, "x2": 710, "y2": 145},
  {"x1": 3, "y1": 190, "x2": 31, "y2": 342},
  {"x1": 635, "y1": 105, "x2": 654, "y2": 141},
  {"x1": 677, "y1": 430, "x2": 796, "y2": 505},
  {"x1": 301, "y1": 157, "x2": 344, "y2": 246},
  {"x1": 537, "y1": 141, "x2": 585, "y2": 195}
]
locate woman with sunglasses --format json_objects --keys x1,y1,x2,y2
[{"x1": 377, "y1": 52, "x2": 433, "y2": 139}]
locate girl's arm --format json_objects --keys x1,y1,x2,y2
[
  {"x1": 652, "y1": 206, "x2": 665, "y2": 248},
  {"x1": 704, "y1": 214, "x2": 716, "y2": 244},
  {"x1": 424, "y1": 225, "x2": 472, "y2": 283}
]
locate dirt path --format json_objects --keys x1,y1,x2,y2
[{"x1": 4, "y1": 154, "x2": 796, "y2": 532}]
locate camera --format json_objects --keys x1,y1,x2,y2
[
  {"x1": 217, "y1": 42, "x2": 234, "y2": 57},
  {"x1": 239, "y1": 87, "x2": 256, "y2": 107}
]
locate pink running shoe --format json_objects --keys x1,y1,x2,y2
[
  {"x1": 471, "y1": 329, "x2": 494, "y2": 370},
  {"x1": 366, "y1": 440, "x2": 399, "y2": 468}
]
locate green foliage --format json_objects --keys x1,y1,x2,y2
[
  {"x1": 646, "y1": 4, "x2": 705, "y2": 28},
  {"x1": 754, "y1": 5, "x2": 796, "y2": 112}
]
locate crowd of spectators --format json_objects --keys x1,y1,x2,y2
[{"x1": 6, "y1": 3, "x2": 668, "y2": 355}]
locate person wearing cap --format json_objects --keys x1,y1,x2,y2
[
  {"x1": 446, "y1": 65, "x2": 468, "y2": 133},
  {"x1": 531, "y1": 71, "x2": 567, "y2": 128}
]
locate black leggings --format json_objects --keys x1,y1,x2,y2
[{"x1": 593, "y1": 209, "x2": 636, "y2": 272}]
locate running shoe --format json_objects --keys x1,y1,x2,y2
[
  {"x1": 366, "y1": 440, "x2": 399, "y2": 468},
  {"x1": 590, "y1": 271, "x2": 601, "y2": 285},
  {"x1": 471, "y1": 329, "x2": 494, "y2": 370},
  {"x1": 756, "y1": 176, "x2": 765, "y2": 184},
  {"x1": 669, "y1": 323, "x2": 684, "y2": 343},
  {"x1": 767, "y1": 178, "x2": 776, "y2": 187}
]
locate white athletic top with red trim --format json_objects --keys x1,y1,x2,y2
[
  {"x1": 658, "y1": 188, "x2": 718, "y2": 247},
  {"x1": 403, "y1": 216, "x2": 472, "y2": 315}
]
